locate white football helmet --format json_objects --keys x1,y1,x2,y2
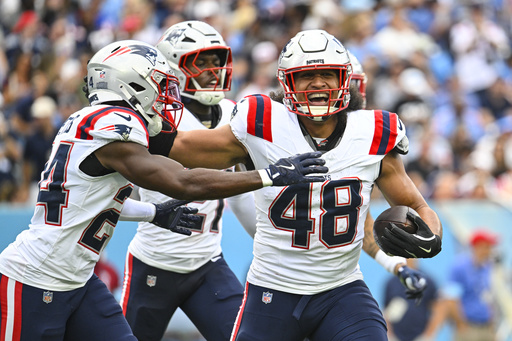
[
  {"x1": 347, "y1": 51, "x2": 368, "y2": 109},
  {"x1": 277, "y1": 30, "x2": 352, "y2": 120},
  {"x1": 156, "y1": 21, "x2": 232, "y2": 105},
  {"x1": 86, "y1": 40, "x2": 183, "y2": 136}
]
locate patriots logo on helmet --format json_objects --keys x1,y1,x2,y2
[
  {"x1": 103, "y1": 45, "x2": 158, "y2": 66},
  {"x1": 164, "y1": 28, "x2": 186, "y2": 47},
  {"x1": 129, "y1": 45, "x2": 158, "y2": 66},
  {"x1": 113, "y1": 124, "x2": 132, "y2": 141}
]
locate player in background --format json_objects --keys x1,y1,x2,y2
[
  {"x1": 0, "y1": 40, "x2": 328, "y2": 341},
  {"x1": 120, "y1": 21, "x2": 256, "y2": 341},
  {"x1": 167, "y1": 30, "x2": 443, "y2": 341},
  {"x1": 349, "y1": 51, "x2": 428, "y2": 303}
]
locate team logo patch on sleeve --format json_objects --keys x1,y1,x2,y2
[
  {"x1": 100, "y1": 124, "x2": 132, "y2": 141},
  {"x1": 369, "y1": 110, "x2": 398, "y2": 155},
  {"x1": 247, "y1": 95, "x2": 273, "y2": 142}
]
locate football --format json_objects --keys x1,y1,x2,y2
[{"x1": 373, "y1": 206, "x2": 418, "y2": 253}]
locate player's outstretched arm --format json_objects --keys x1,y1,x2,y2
[
  {"x1": 170, "y1": 124, "x2": 249, "y2": 169},
  {"x1": 95, "y1": 141, "x2": 329, "y2": 201}
]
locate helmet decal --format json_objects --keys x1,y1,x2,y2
[
  {"x1": 162, "y1": 28, "x2": 186, "y2": 47},
  {"x1": 103, "y1": 45, "x2": 158, "y2": 66}
]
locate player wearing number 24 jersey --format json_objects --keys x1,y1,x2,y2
[{"x1": 169, "y1": 29, "x2": 442, "y2": 341}]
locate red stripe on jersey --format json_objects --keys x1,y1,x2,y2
[
  {"x1": 369, "y1": 110, "x2": 384, "y2": 155},
  {"x1": 120, "y1": 253, "x2": 134, "y2": 316},
  {"x1": 385, "y1": 112, "x2": 398, "y2": 153},
  {"x1": 76, "y1": 107, "x2": 146, "y2": 140},
  {"x1": 230, "y1": 281, "x2": 249, "y2": 341},
  {"x1": 369, "y1": 110, "x2": 398, "y2": 155},
  {"x1": 246, "y1": 95, "x2": 273, "y2": 142}
]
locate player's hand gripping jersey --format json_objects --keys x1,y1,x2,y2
[
  {"x1": 129, "y1": 99, "x2": 235, "y2": 273},
  {"x1": 0, "y1": 105, "x2": 150, "y2": 291},
  {"x1": 230, "y1": 95, "x2": 406, "y2": 295}
]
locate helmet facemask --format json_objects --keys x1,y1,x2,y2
[
  {"x1": 149, "y1": 70, "x2": 183, "y2": 132},
  {"x1": 179, "y1": 46, "x2": 233, "y2": 105},
  {"x1": 278, "y1": 64, "x2": 352, "y2": 121}
]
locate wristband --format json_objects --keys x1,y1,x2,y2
[
  {"x1": 258, "y1": 169, "x2": 273, "y2": 187},
  {"x1": 375, "y1": 249, "x2": 406, "y2": 274},
  {"x1": 119, "y1": 198, "x2": 156, "y2": 222}
]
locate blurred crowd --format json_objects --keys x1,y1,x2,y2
[{"x1": 0, "y1": 0, "x2": 511, "y2": 204}]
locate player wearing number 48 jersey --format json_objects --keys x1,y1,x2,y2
[
  {"x1": 169, "y1": 29, "x2": 442, "y2": 341},
  {"x1": 0, "y1": 40, "x2": 328, "y2": 341}
]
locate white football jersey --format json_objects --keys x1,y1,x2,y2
[
  {"x1": 230, "y1": 94, "x2": 406, "y2": 295},
  {"x1": 0, "y1": 105, "x2": 151, "y2": 291},
  {"x1": 128, "y1": 99, "x2": 236, "y2": 273}
]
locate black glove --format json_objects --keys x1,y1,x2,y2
[
  {"x1": 379, "y1": 212, "x2": 441, "y2": 258},
  {"x1": 151, "y1": 200, "x2": 199, "y2": 236},
  {"x1": 397, "y1": 266, "x2": 427, "y2": 305},
  {"x1": 264, "y1": 152, "x2": 329, "y2": 186}
]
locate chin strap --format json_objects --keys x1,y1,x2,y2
[
  {"x1": 119, "y1": 85, "x2": 162, "y2": 137},
  {"x1": 183, "y1": 78, "x2": 225, "y2": 105}
]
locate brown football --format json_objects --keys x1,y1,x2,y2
[{"x1": 373, "y1": 206, "x2": 418, "y2": 253}]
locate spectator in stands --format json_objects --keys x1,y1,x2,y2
[{"x1": 442, "y1": 229, "x2": 499, "y2": 341}]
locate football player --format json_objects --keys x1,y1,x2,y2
[
  {"x1": 168, "y1": 30, "x2": 443, "y2": 340},
  {"x1": 120, "y1": 21, "x2": 255, "y2": 341},
  {"x1": 0, "y1": 40, "x2": 328, "y2": 341}
]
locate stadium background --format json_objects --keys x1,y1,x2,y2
[{"x1": 1, "y1": 0, "x2": 512, "y2": 340}]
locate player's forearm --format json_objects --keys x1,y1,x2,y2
[
  {"x1": 362, "y1": 214, "x2": 380, "y2": 258},
  {"x1": 170, "y1": 128, "x2": 248, "y2": 169},
  {"x1": 414, "y1": 206, "x2": 443, "y2": 238},
  {"x1": 160, "y1": 168, "x2": 263, "y2": 200}
]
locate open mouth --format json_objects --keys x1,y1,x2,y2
[
  {"x1": 307, "y1": 93, "x2": 329, "y2": 106},
  {"x1": 205, "y1": 79, "x2": 219, "y2": 89}
]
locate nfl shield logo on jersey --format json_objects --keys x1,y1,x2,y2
[
  {"x1": 43, "y1": 291, "x2": 53, "y2": 304},
  {"x1": 146, "y1": 275, "x2": 157, "y2": 287},
  {"x1": 262, "y1": 291, "x2": 273, "y2": 304}
]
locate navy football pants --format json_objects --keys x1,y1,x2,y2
[
  {"x1": 122, "y1": 252, "x2": 244, "y2": 341},
  {"x1": 231, "y1": 280, "x2": 387, "y2": 341},
  {"x1": 0, "y1": 273, "x2": 136, "y2": 341}
]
